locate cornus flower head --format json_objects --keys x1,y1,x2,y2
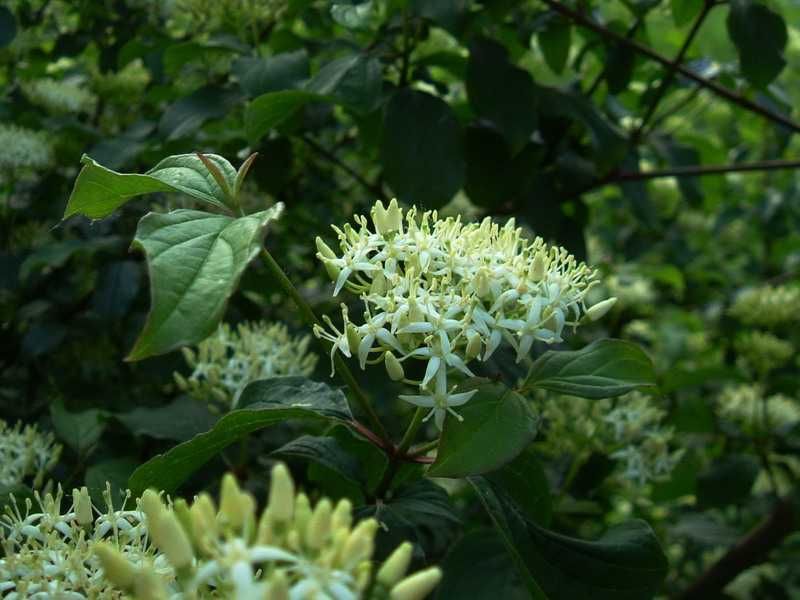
[
  {"x1": 0, "y1": 125, "x2": 54, "y2": 172},
  {"x1": 0, "y1": 419, "x2": 61, "y2": 489},
  {"x1": 538, "y1": 393, "x2": 682, "y2": 486},
  {"x1": 99, "y1": 463, "x2": 442, "y2": 600},
  {"x1": 315, "y1": 199, "x2": 614, "y2": 428},
  {"x1": 176, "y1": 320, "x2": 318, "y2": 412},
  {"x1": 729, "y1": 284, "x2": 800, "y2": 328},
  {"x1": 0, "y1": 485, "x2": 168, "y2": 599},
  {"x1": 717, "y1": 384, "x2": 800, "y2": 431}
]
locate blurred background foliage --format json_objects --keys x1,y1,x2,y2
[{"x1": 2, "y1": 0, "x2": 800, "y2": 597}]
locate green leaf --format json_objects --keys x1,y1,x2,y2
[
  {"x1": 115, "y1": 395, "x2": 218, "y2": 442},
  {"x1": 85, "y1": 458, "x2": 139, "y2": 507},
  {"x1": 127, "y1": 204, "x2": 283, "y2": 360},
  {"x1": 331, "y1": 3, "x2": 374, "y2": 31},
  {"x1": 524, "y1": 339, "x2": 657, "y2": 399},
  {"x1": 306, "y1": 53, "x2": 382, "y2": 114},
  {"x1": 128, "y1": 376, "x2": 353, "y2": 497},
  {"x1": 93, "y1": 260, "x2": 141, "y2": 320},
  {"x1": 379, "y1": 88, "x2": 465, "y2": 209},
  {"x1": 158, "y1": 84, "x2": 245, "y2": 140},
  {"x1": 0, "y1": 484, "x2": 34, "y2": 514},
  {"x1": 51, "y1": 399, "x2": 107, "y2": 456},
  {"x1": 244, "y1": 90, "x2": 334, "y2": 143},
  {"x1": 437, "y1": 529, "x2": 529, "y2": 600},
  {"x1": 0, "y1": 7, "x2": 18, "y2": 48},
  {"x1": 470, "y1": 477, "x2": 668, "y2": 600},
  {"x1": 484, "y1": 446, "x2": 552, "y2": 527},
  {"x1": 467, "y1": 37, "x2": 538, "y2": 154},
  {"x1": 428, "y1": 379, "x2": 538, "y2": 478},
  {"x1": 538, "y1": 22, "x2": 571, "y2": 74},
  {"x1": 727, "y1": 0, "x2": 787, "y2": 90},
  {"x1": 696, "y1": 455, "x2": 759, "y2": 509},
  {"x1": 64, "y1": 154, "x2": 240, "y2": 220},
  {"x1": 19, "y1": 239, "x2": 98, "y2": 281},
  {"x1": 231, "y1": 50, "x2": 309, "y2": 97},
  {"x1": 671, "y1": 0, "x2": 704, "y2": 26},
  {"x1": 604, "y1": 44, "x2": 635, "y2": 95},
  {"x1": 273, "y1": 435, "x2": 367, "y2": 486}
]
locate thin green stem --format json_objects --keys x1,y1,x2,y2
[
  {"x1": 259, "y1": 247, "x2": 393, "y2": 450},
  {"x1": 408, "y1": 438, "x2": 439, "y2": 458},
  {"x1": 373, "y1": 407, "x2": 428, "y2": 498}
]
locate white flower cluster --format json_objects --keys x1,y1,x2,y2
[
  {"x1": 0, "y1": 419, "x2": 62, "y2": 489},
  {"x1": 539, "y1": 393, "x2": 682, "y2": 486},
  {"x1": 315, "y1": 199, "x2": 614, "y2": 428},
  {"x1": 717, "y1": 384, "x2": 800, "y2": 431},
  {"x1": 0, "y1": 125, "x2": 53, "y2": 172},
  {"x1": 99, "y1": 464, "x2": 442, "y2": 600},
  {"x1": 0, "y1": 486, "x2": 168, "y2": 599},
  {"x1": 729, "y1": 284, "x2": 800, "y2": 329},
  {"x1": 176, "y1": 321, "x2": 318, "y2": 412},
  {"x1": 21, "y1": 78, "x2": 97, "y2": 115}
]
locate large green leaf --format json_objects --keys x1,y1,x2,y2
[
  {"x1": 128, "y1": 376, "x2": 353, "y2": 497},
  {"x1": 306, "y1": 53, "x2": 382, "y2": 114},
  {"x1": 538, "y1": 22, "x2": 571, "y2": 75},
  {"x1": 524, "y1": 339, "x2": 657, "y2": 399},
  {"x1": 727, "y1": 0, "x2": 787, "y2": 90},
  {"x1": 127, "y1": 204, "x2": 283, "y2": 360},
  {"x1": 484, "y1": 446, "x2": 552, "y2": 527},
  {"x1": 116, "y1": 395, "x2": 218, "y2": 442},
  {"x1": 244, "y1": 90, "x2": 335, "y2": 143},
  {"x1": 231, "y1": 50, "x2": 309, "y2": 97},
  {"x1": 51, "y1": 399, "x2": 107, "y2": 456},
  {"x1": 64, "y1": 154, "x2": 239, "y2": 220},
  {"x1": 379, "y1": 88, "x2": 465, "y2": 209},
  {"x1": 695, "y1": 455, "x2": 759, "y2": 509},
  {"x1": 158, "y1": 84, "x2": 245, "y2": 140},
  {"x1": 467, "y1": 37, "x2": 538, "y2": 154},
  {"x1": 273, "y1": 435, "x2": 367, "y2": 487},
  {"x1": 427, "y1": 379, "x2": 537, "y2": 478},
  {"x1": 469, "y1": 477, "x2": 668, "y2": 600},
  {"x1": 437, "y1": 529, "x2": 530, "y2": 600}
]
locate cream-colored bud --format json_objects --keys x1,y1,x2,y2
[
  {"x1": 529, "y1": 252, "x2": 545, "y2": 282},
  {"x1": 173, "y1": 371, "x2": 188, "y2": 390},
  {"x1": 73, "y1": 487, "x2": 93, "y2": 526},
  {"x1": 95, "y1": 542, "x2": 135, "y2": 591},
  {"x1": 265, "y1": 569, "x2": 291, "y2": 600},
  {"x1": 473, "y1": 268, "x2": 490, "y2": 298},
  {"x1": 331, "y1": 497, "x2": 353, "y2": 533},
  {"x1": 585, "y1": 297, "x2": 617, "y2": 322},
  {"x1": 385, "y1": 198, "x2": 402, "y2": 233},
  {"x1": 138, "y1": 489, "x2": 165, "y2": 523},
  {"x1": 151, "y1": 510, "x2": 194, "y2": 570},
  {"x1": 371, "y1": 200, "x2": 388, "y2": 234},
  {"x1": 305, "y1": 498, "x2": 333, "y2": 550},
  {"x1": 343, "y1": 223, "x2": 360, "y2": 244},
  {"x1": 134, "y1": 567, "x2": 170, "y2": 600},
  {"x1": 377, "y1": 541, "x2": 413, "y2": 588},
  {"x1": 385, "y1": 352, "x2": 405, "y2": 381},
  {"x1": 269, "y1": 462, "x2": 295, "y2": 524},
  {"x1": 325, "y1": 261, "x2": 341, "y2": 283},
  {"x1": 316, "y1": 236, "x2": 338, "y2": 260},
  {"x1": 390, "y1": 567, "x2": 443, "y2": 600},
  {"x1": 370, "y1": 271, "x2": 387, "y2": 295},
  {"x1": 293, "y1": 492, "x2": 312, "y2": 536},
  {"x1": 408, "y1": 296, "x2": 424, "y2": 322},
  {"x1": 346, "y1": 324, "x2": 362, "y2": 356},
  {"x1": 218, "y1": 472, "x2": 254, "y2": 534},
  {"x1": 466, "y1": 332, "x2": 482, "y2": 360},
  {"x1": 340, "y1": 518, "x2": 378, "y2": 569}
]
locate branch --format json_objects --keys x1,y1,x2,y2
[
  {"x1": 610, "y1": 158, "x2": 800, "y2": 181},
  {"x1": 674, "y1": 497, "x2": 795, "y2": 600},
  {"x1": 542, "y1": 0, "x2": 800, "y2": 135},
  {"x1": 299, "y1": 134, "x2": 388, "y2": 201}
]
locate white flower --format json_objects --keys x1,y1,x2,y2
[{"x1": 0, "y1": 420, "x2": 62, "y2": 489}]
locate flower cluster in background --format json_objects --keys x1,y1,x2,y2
[
  {"x1": 99, "y1": 463, "x2": 442, "y2": 600},
  {"x1": 717, "y1": 384, "x2": 800, "y2": 432},
  {"x1": 315, "y1": 199, "x2": 615, "y2": 428},
  {"x1": 0, "y1": 486, "x2": 167, "y2": 599},
  {"x1": 20, "y1": 78, "x2": 97, "y2": 115},
  {"x1": 0, "y1": 419, "x2": 61, "y2": 489},
  {"x1": 0, "y1": 125, "x2": 53, "y2": 174},
  {"x1": 728, "y1": 284, "x2": 800, "y2": 329},
  {"x1": 538, "y1": 392, "x2": 683, "y2": 486},
  {"x1": 175, "y1": 320, "x2": 318, "y2": 412}
]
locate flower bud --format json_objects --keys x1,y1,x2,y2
[
  {"x1": 138, "y1": 489, "x2": 165, "y2": 524},
  {"x1": 385, "y1": 198, "x2": 403, "y2": 233},
  {"x1": 529, "y1": 251, "x2": 545, "y2": 282},
  {"x1": 72, "y1": 487, "x2": 93, "y2": 526},
  {"x1": 371, "y1": 200, "x2": 388, "y2": 234},
  {"x1": 331, "y1": 497, "x2": 353, "y2": 534},
  {"x1": 473, "y1": 268, "x2": 490, "y2": 298},
  {"x1": 346, "y1": 324, "x2": 362, "y2": 357},
  {"x1": 268, "y1": 462, "x2": 295, "y2": 525},
  {"x1": 305, "y1": 498, "x2": 333, "y2": 550},
  {"x1": 390, "y1": 567, "x2": 443, "y2": 600},
  {"x1": 316, "y1": 236, "x2": 338, "y2": 260},
  {"x1": 377, "y1": 541, "x2": 413, "y2": 588},
  {"x1": 385, "y1": 352, "x2": 405, "y2": 381},
  {"x1": 585, "y1": 297, "x2": 617, "y2": 322},
  {"x1": 265, "y1": 569, "x2": 291, "y2": 600},
  {"x1": 134, "y1": 567, "x2": 170, "y2": 600},
  {"x1": 153, "y1": 510, "x2": 195, "y2": 571},
  {"x1": 95, "y1": 542, "x2": 135, "y2": 591},
  {"x1": 466, "y1": 332, "x2": 482, "y2": 360},
  {"x1": 340, "y1": 518, "x2": 377, "y2": 569}
]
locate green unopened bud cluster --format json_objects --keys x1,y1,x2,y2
[
  {"x1": 315, "y1": 199, "x2": 614, "y2": 428},
  {"x1": 539, "y1": 392, "x2": 682, "y2": 486},
  {"x1": 0, "y1": 419, "x2": 61, "y2": 489},
  {"x1": 717, "y1": 384, "x2": 800, "y2": 432},
  {"x1": 729, "y1": 284, "x2": 800, "y2": 329},
  {"x1": 0, "y1": 125, "x2": 54, "y2": 172},
  {"x1": 176, "y1": 320, "x2": 318, "y2": 412},
  {"x1": 0, "y1": 485, "x2": 164, "y2": 599},
  {"x1": 99, "y1": 463, "x2": 442, "y2": 600}
]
